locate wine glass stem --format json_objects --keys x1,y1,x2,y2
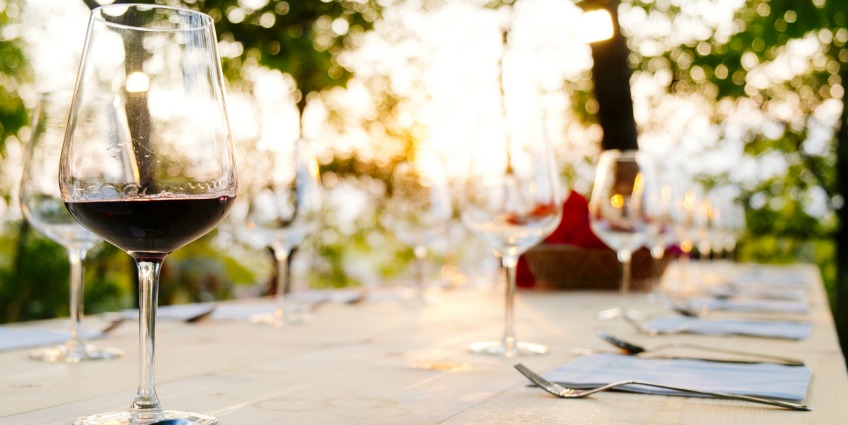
[
  {"x1": 617, "y1": 249, "x2": 632, "y2": 317},
  {"x1": 501, "y1": 254, "x2": 518, "y2": 352},
  {"x1": 132, "y1": 260, "x2": 162, "y2": 413},
  {"x1": 67, "y1": 247, "x2": 87, "y2": 357},
  {"x1": 273, "y1": 247, "x2": 291, "y2": 321}
]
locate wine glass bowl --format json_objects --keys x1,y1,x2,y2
[
  {"x1": 588, "y1": 150, "x2": 658, "y2": 320},
  {"x1": 60, "y1": 5, "x2": 235, "y2": 424},
  {"x1": 19, "y1": 91, "x2": 121, "y2": 363}
]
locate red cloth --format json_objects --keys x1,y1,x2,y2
[{"x1": 517, "y1": 191, "x2": 608, "y2": 287}]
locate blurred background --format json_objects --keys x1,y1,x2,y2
[{"x1": 0, "y1": 0, "x2": 845, "y2": 347}]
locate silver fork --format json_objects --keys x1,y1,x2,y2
[{"x1": 513, "y1": 363, "x2": 810, "y2": 411}]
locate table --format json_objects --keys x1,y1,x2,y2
[{"x1": 1, "y1": 263, "x2": 846, "y2": 424}]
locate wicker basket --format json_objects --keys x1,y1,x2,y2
[{"x1": 524, "y1": 244, "x2": 673, "y2": 291}]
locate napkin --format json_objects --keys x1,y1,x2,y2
[
  {"x1": 541, "y1": 353, "x2": 811, "y2": 401},
  {"x1": 683, "y1": 297, "x2": 809, "y2": 314},
  {"x1": 732, "y1": 269, "x2": 810, "y2": 288},
  {"x1": 120, "y1": 289, "x2": 399, "y2": 321},
  {"x1": 705, "y1": 285, "x2": 809, "y2": 302},
  {"x1": 0, "y1": 326, "x2": 104, "y2": 352},
  {"x1": 642, "y1": 315, "x2": 813, "y2": 340},
  {"x1": 122, "y1": 302, "x2": 218, "y2": 321}
]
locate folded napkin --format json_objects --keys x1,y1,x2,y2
[
  {"x1": 542, "y1": 353, "x2": 811, "y2": 401},
  {"x1": 0, "y1": 326, "x2": 104, "y2": 352},
  {"x1": 683, "y1": 297, "x2": 809, "y2": 314},
  {"x1": 122, "y1": 302, "x2": 218, "y2": 321},
  {"x1": 121, "y1": 289, "x2": 399, "y2": 321},
  {"x1": 732, "y1": 270, "x2": 810, "y2": 288},
  {"x1": 706, "y1": 285, "x2": 809, "y2": 302},
  {"x1": 643, "y1": 315, "x2": 812, "y2": 340}
]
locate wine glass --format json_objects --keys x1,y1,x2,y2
[
  {"x1": 669, "y1": 183, "x2": 708, "y2": 293},
  {"x1": 19, "y1": 91, "x2": 121, "y2": 363},
  {"x1": 644, "y1": 181, "x2": 673, "y2": 303},
  {"x1": 588, "y1": 150, "x2": 658, "y2": 320},
  {"x1": 460, "y1": 123, "x2": 562, "y2": 357},
  {"x1": 247, "y1": 140, "x2": 322, "y2": 326},
  {"x1": 60, "y1": 5, "x2": 236, "y2": 424},
  {"x1": 381, "y1": 161, "x2": 453, "y2": 304}
]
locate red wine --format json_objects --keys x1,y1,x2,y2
[{"x1": 66, "y1": 196, "x2": 234, "y2": 260}]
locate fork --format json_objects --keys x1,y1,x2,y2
[{"x1": 513, "y1": 363, "x2": 810, "y2": 411}]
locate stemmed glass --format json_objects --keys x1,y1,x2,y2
[
  {"x1": 19, "y1": 91, "x2": 121, "y2": 363},
  {"x1": 247, "y1": 140, "x2": 322, "y2": 326},
  {"x1": 381, "y1": 161, "x2": 453, "y2": 304},
  {"x1": 461, "y1": 123, "x2": 562, "y2": 357},
  {"x1": 588, "y1": 150, "x2": 658, "y2": 320},
  {"x1": 60, "y1": 5, "x2": 236, "y2": 424},
  {"x1": 644, "y1": 181, "x2": 673, "y2": 303},
  {"x1": 669, "y1": 183, "x2": 708, "y2": 293}
]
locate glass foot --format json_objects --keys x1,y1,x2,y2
[
  {"x1": 29, "y1": 344, "x2": 122, "y2": 363},
  {"x1": 73, "y1": 409, "x2": 216, "y2": 425},
  {"x1": 469, "y1": 340, "x2": 548, "y2": 357},
  {"x1": 596, "y1": 307, "x2": 646, "y2": 321},
  {"x1": 250, "y1": 310, "x2": 311, "y2": 327}
]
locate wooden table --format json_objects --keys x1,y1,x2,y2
[{"x1": 1, "y1": 263, "x2": 846, "y2": 424}]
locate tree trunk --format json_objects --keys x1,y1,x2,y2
[
  {"x1": 589, "y1": 0, "x2": 638, "y2": 151},
  {"x1": 835, "y1": 64, "x2": 848, "y2": 357}
]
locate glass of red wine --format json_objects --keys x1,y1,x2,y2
[{"x1": 59, "y1": 5, "x2": 236, "y2": 425}]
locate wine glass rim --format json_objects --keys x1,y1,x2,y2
[{"x1": 91, "y1": 3, "x2": 214, "y2": 32}]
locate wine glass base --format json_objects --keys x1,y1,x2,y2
[
  {"x1": 29, "y1": 344, "x2": 122, "y2": 363},
  {"x1": 249, "y1": 311, "x2": 312, "y2": 327},
  {"x1": 469, "y1": 340, "x2": 548, "y2": 357},
  {"x1": 73, "y1": 409, "x2": 216, "y2": 425},
  {"x1": 597, "y1": 307, "x2": 647, "y2": 321}
]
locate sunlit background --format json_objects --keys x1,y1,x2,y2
[{"x1": 0, "y1": 0, "x2": 845, "y2": 344}]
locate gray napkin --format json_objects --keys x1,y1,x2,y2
[
  {"x1": 684, "y1": 297, "x2": 809, "y2": 314},
  {"x1": 0, "y1": 326, "x2": 103, "y2": 351},
  {"x1": 643, "y1": 315, "x2": 812, "y2": 339},
  {"x1": 542, "y1": 353, "x2": 811, "y2": 401}
]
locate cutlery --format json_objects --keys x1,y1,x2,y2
[
  {"x1": 99, "y1": 317, "x2": 126, "y2": 335},
  {"x1": 184, "y1": 306, "x2": 216, "y2": 323},
  {"x1": 597, "y1": 331, "x2": 805, "y2": 366},
  {"x1": 513, "y1": 363, "x2": 811, "y2": 411},
  {"x1": 570, "y1": 347, "x2": 792, "y2": 365}
]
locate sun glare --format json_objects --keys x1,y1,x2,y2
[{"x1": 579, "y1": 9, "x2": 614, "y2": 43}]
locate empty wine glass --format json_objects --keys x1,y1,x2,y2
[
  {"x1": 669, "y1": 183, "x2": 708, "y2": 293},
  {"x1": 644, "y1": 181, "x2": 673, "y2": 303},
  {"x1": 19, "y1": 91, "x2": 121, "y2": 363},
  {"x1": 588, "y1": 150, "x2": 658, "y2": 320},
  {"x1": 60, "y1": 5, "x2": 237, "y2": 424},
  {"x1": 461, "y1": 121, "x2": 562, "y2": 357},
  {"x1": 380, "y1": 161, "x2": 453, "y2": 304},
  {"x1": 247, "y1": 140, "x2": 322, "y2": 326}
]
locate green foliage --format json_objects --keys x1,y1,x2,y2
[
  {"x1": 0, "y1": 221, "x2": 132, "y2": 323},
  {"x1": 610, "y1": 0, "x2": 845, "y2": 296},
  {"x1": 183, "y1": 0, "x2": 382, "y2": 112},
  {"x1": 0, "y1": 0, "x2": 29, "y2": 155},
  {"x1": 160, "y1": 230, "x2": 259, "y2": 304}
]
